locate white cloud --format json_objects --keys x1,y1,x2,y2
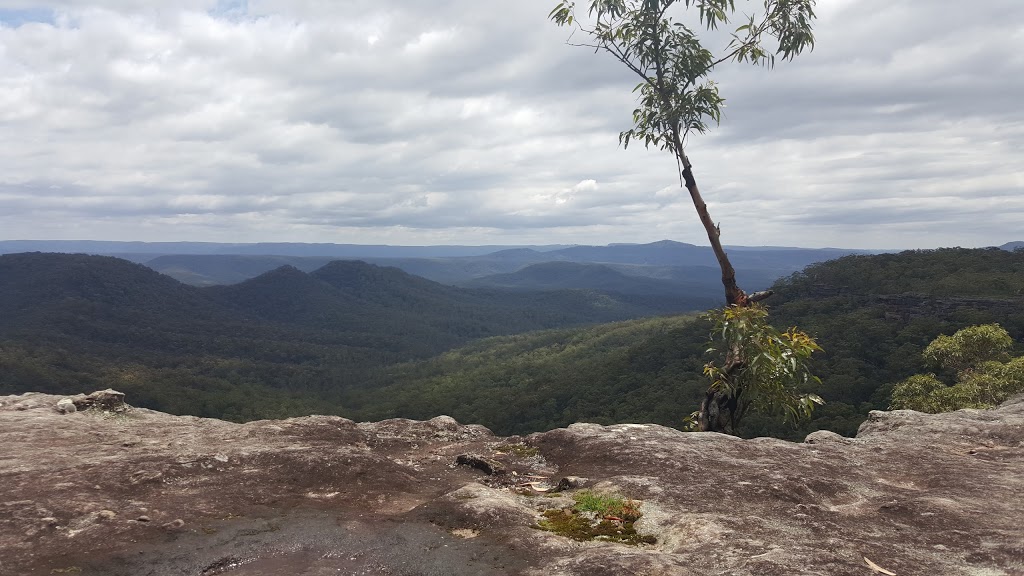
[{"x1": 0, "y1": 0, "x2": 1021, "y2": 248}]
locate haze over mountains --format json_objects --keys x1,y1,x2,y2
[
  {"x1": 0, "y1": 239, "x2": 892, "y2": 299},
  {"x1": 0, "y1": 253, "x2": 702, "y2": 349}
]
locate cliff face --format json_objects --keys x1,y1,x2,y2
[{"x1": 1, "y1": 391, "x2": 1022, "y2": 576}]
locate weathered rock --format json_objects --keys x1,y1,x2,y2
[
  {"x1": 428, "y1": 415, "x2": 460, "y2": 432},
  {"x1": 455, "y1": 453, "x2": 507, "y2": 475},
  {"x1": 803, "y1": 429, "x2": 850, "y2": 445},
  {"x1": 55, "y1": 398, "x2": 77, "y2": 414},
  {"x1": 554, "y1": 476, "x2": 590, "y2": 491},
  {"x1": 71, "y1": 388, "x2": 127, "y2": 413},
  {"x1": 161, "y1": 519, "x2": 185, "y2": 531},
  {"x1": 1, "y1": 390, "x2": 1022, "y2": 576}
]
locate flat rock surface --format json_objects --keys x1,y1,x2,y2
[{"x1": 1, "y1": 392, "x2": 1022, "y2": 576}]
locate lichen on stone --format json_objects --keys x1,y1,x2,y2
[{"x1": 494, "y1": 443, "x2": 540, "y2": 458}]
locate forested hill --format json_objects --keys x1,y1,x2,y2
[
  {"x1": 0, "y1": 252, "x2": 707, "y2": 419},
  {"x1": 771, "y1": 248, "x2": 1024, "y2": 298},
  {"x1": 144, "y1": 254, "x2": 339, "y2": 286},
  {"x1": 345, "y1": 248, "x2": 1024, "y2": 438},
  {"x1": 4, "y1": 248, "x2": 1022, "y2": 437}
]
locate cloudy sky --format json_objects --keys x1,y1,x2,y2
[{"x1": 0, "y1": 0, "x2": 1021, "y2": 249}]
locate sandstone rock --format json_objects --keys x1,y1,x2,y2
[
  {"x1": 554, "y1": 476, "x2": 590, "y2": 491},
  {"x1": 803, "y1": 429, "x2": 850, "y2": 444},
  {"x1": 55, "y1": 398, "x2": 77, "y2": 414},
  {"x1": 162, "y1": 519, "x2": 185, "y2": 531},
  {"x1": 129, "y1": 470, "x2": 163, "y2": 484},
  {"x1": 72, "y1": 389, "x2": 127, "y2": 413},
  {"x1": 455, "y1": 453, "x2": 506, "y2": 475},
  {"x1": 1, "y1": 391, "x2": 1022, "y2": 576},
  {"x1": 428, "y1": 415, "x2": 459, "y2": 432}
]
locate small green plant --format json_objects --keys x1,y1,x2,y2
[
  {"x1": 534, "y1": 491, "x2": 654, "y2": 545},
  {"x1": 692, "y1": 305, "x2": 823, "y2": 433},
  {"x1": 572, "y1": 490, "x2": 641, "y2": 521}
]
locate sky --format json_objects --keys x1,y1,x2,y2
[{"x1": 0, "y1": 0, "x2": 1021, "y2": 249}]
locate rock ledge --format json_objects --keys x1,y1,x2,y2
[{"x1": 1, "y1": 391, "x2": 1022, "y2": 575}]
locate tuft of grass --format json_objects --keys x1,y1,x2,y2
[
  {"x1": 572, "y1": 491, "x2": 641, "y2": 521},
  {"x1": 533, "y1": 490, "x2": 654, "y2": 545}
]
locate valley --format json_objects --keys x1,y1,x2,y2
[{"x1": 1, "y1": 243, "x2": 1022, "y2": 438}]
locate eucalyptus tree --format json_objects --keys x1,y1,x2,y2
[
  {"x1": 549, "y1": 0, "x2": 821, "y2": 433},
  {"x1": 891, "y1": 324, "x2": 1024, "y2": 413}
]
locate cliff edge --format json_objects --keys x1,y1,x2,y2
[{"x1": 1, "y1": 391, "x2": 1022, "y2": 575}]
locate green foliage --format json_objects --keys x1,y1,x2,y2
[
  {"x1": 345, "y1": 315, "x2": 707, "y2": 435},
  {"x1": 922, "y1": 323, "x2": 1012, "y2": 375},
  {"x1": 890, "y1": 324, "x2": 1024, "y2": 413},
  {"x1": 354, "y1": 248, "x2": 1024, "y2": 439},
  {"x1": 549, "y1": 0, "x2": 815, "y2": 150},
  {"x1": 888, "y1": 374, "x2": 948, "y2": 413},
  {"x1": 701, "y1": 305, "x2": 823, "y2": 427}
]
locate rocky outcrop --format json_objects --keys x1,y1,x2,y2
[
  {"x1": 795, "y1": 287, "x2": 1022, "y2": 321},
  {"x1": 874, "y1": 293, "x2": 1022, "y2": 321},
  {"x1": 1, "y1": 391, "x2": 1022, "y2": 576}
]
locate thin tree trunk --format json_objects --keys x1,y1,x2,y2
[
  {"x1": 674, "y1": 146, "x2": 749, "y2": 433},
  {"x1": 678, "y1": 152, "x2": 747, "y2": 307}
]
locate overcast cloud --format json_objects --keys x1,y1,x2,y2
[{"x1": 0, "y1": 0, "x2": 1021, "y2": 249}]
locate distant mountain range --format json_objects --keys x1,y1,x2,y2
[
  {"x1": 22, "y1": 239, "x2": 1023, "y2": 304},
  {"x1": 3, "y1": 239, "x2": 875, "y2": 299},
  {"x1": 0, "y1": 253, "x2": 703, "y2": 349}
]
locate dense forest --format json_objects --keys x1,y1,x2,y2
[
  {"x1": 345, "y1": 248, "x2": 1024, "y2": 438},
  {"x1": 2, "y1": 248, "x2": 1022, "y2": 438},
  {"x1": 0, "y1": 253, "x2": 709, "y2": 419}
]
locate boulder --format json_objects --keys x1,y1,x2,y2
[
  {"x1": 55, "y1": 398, "x2": 77, "y2": 414},
  {"x1": 73, "y1": 389, "x2": 127, "y2": 412}
]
